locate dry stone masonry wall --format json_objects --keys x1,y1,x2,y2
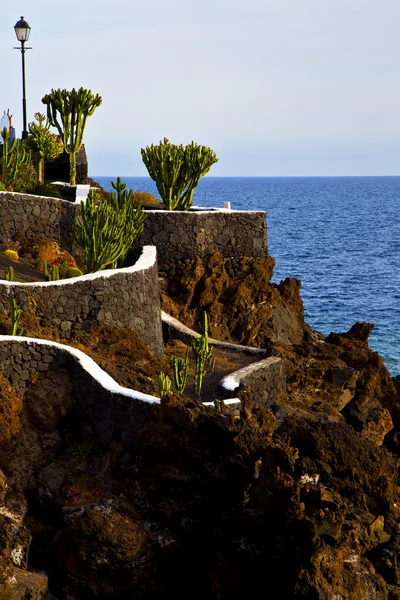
[
  {"x1": 219, "y1": 356, "x2": 286, "y2": 406},
  {"x1": 0, "y1": 194, "x2": 268, "y2": 275},
  {"x1": 0, "y1": 191, "x2": 78, "y2": 251},
  {"x1": 0, "y1": 336, "x2": 159, "y2": 446},
  {"x1": 0, "y1": 246, "x2": 163, "y2": 357},
  {"x1": 129, "y1": 209, "x2": 268, "y2": 277}
]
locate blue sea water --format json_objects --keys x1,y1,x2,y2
[{"x1": 94, "y1": 176, "x2": 400, "y2": 376}]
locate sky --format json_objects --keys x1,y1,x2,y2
[{"x1": 1, "y1": 0, "x2": 400, "y2": 176}]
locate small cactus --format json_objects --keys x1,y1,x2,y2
[
  {"x1": 65, "y1": 267, "x2": 83, "y2": 278},
  {"x1": 10, "y1": 298, "x2": 24, "y2": 336},
  {"x1": 5, "y1": 266, "x2": 14, "y2": 281},
  {"x1": 192, "y1": 311, "x2": 214, "y2": 399},
  {"x1": 169, "y1": 350, "x2": 189, "y2": 394},
  {"x1": 159, "y1": 372, "x2": 172, "y2": 398},
  {"x1": 4, "y1": 250, "x2": 18, "y2": 262},
  {"x1": 46, "y1": 264, "x2": 60, "y2": 281}
]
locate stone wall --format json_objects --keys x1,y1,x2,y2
[
  {"x1": 219, "y1": 357, "x2": 286, "y2": 406},
  {"x1": 0, "y1": 336, "x2": 159, "y2": 446},
  {"x1": 129, "y1": 209, "x2": 268, "y2": 276},
  {"x1": 0, "y1": 191, "x2": 78, "y2": 251},
  {"x1": 0, "y1": 246, "x2": 163, "y2": 357},
  {"x1": 0, "y1": 194, "x2": 268, "y2": 275}
]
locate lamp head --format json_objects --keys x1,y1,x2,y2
[{"x1": 14, "y1": 16, "x2": 31, "y2": 43}]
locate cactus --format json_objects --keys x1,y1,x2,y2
[
  {"x1": 10, "y1": 298, "x2": 24, "y2": 336},
  {"x1": 42, "y1": 260, "x2": 48, "y2": 278},
  {"x1": 192, "y1": 311, "x2": 214, "y2": 399},
  {"x1": 46, "y1": 264, "x2": 59, "y2": 281},
  {"x1": 169, "y1": 350, "x2": 189, "y2": 394},
  {"x1": 73, "y1": 188, "x2": 146, "y2": 273},
  {"x1": 41, "y1": 88, "x2": 102, "y2": 185},
  {"x1": 4, "y1": 249, "x2": 19, "y2": 262},
  {"x1": 0, "y1": 127, "x2": 31, "y2": 189},
  {"x1": 141, "y1": 138, "x2": 218, "y2": 210},
  {"x1": 5, "y1": 266, "x2": 14, "y2": 281},
  {"x1": 27, "y1": 113, "x2": 64, "y2": 184},
  {"x1": 65, "y1": 267, "x2": 83, "y2": 278},
  {"x1": 159, "y1": 372, "x2": 172, "y2": 398}
]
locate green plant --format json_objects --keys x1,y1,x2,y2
[
  {"x1": 12, "y1": 163, "x2": 38, "y2": 193},
  {"x1": 10, "y1": 298, "x2": 24, "y2": 336},
  {"x1": 46, "y1": 264, "x2": 59, "y2": 281},
  {"x1": 73, "y1": 188, "x2": 146, "y2": 273},
  {"x1": 130, "y1": 190, "x2": 160, "y2": 207},
  {"x1": 5, "y1": 266, "x2": 14, "y2": 281},
  {"x1": 4, "y1": 250, "x2": 18, "y2": 262},
  {"x1": 28, "y1": 182, "x2": 61, "y2": 198},
  {"x1": 26, "y1": 112, "x2": 64, "y2": 184},
  {"x1": 0, "y1": 127, "x2": 31, "y2": 190},
  {"x1": 141, "y1": 138, "x2": 218, "y2": 210},
  {"x1": 192, "y1": 311, "x2": 214, "y2": 399},
  {"x1": 65, "y1": 267, "x2": 83, "y2": 278},
  {"x1": 42, "y1": 88, "x2": 102, "y2": 185},
  {"x1": 169, "y1": 350, "x2": 189, "y2": 394},
  {"x1": 159, "y1": 371, "x2": 172, "y2": 397}
]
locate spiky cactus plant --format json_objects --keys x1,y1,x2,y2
[
  {"x1": 0, "y1": 127, "x2": 30, "y2": 189},
  {"x1": 192, "y1": 311, "x2": 214, "y2": 399},
  {"x1": 46, "y1": 264, "x2": 60, "y2": 281},
  {"x1": 141, "y1": 138, "x2": 218, "y2": 210},
  {"x1": 159, "y1": 372, "x2": 172, "y2": 398},
  {"x1": 5, "y1": 266, "x2": 14, "y2": 281},
  {"x1": 73, "y1": 188, "x2": 146, "y2": 273},
  {"x1": 41, "y1": 88, "x2": 102, "y2": 185},
  {"x1": 10, "y1": 298, "x2": 24, "y2": 336},
  {"x1": 169, "y1": 350, "x2": 189, "y2": 394}
]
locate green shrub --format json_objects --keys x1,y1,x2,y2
[
  {"x1": 12, "y1": 163, "x2": 38, "y2": 193},
  {"x1": 130, "y1": 190, "x2": 160, "y2": 207}
]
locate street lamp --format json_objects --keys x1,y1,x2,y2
[{"x1": 14, "y1": 16, "x2": 32, "y2": 140}]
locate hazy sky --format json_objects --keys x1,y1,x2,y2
[{"x1": 2, "y1": 0, "x2": 400, "y2": 176}]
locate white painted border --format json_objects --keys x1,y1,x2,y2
[
  {"x1": 162, "y1": 311, "x2": 266, "y2": 355},
  {"x1": 0, "y1": 189, "x2": 78, "y2": 207},
  {"x1": 0, "y1": 335, "x2": 160, "y2": 405},
  {"x1": 0, "y1": 246, "x2": 156, "y2": 288},
  {"x1": 0, "y1": 333, "x2": 242, "y2": 408},
  {"x1": 220, "y1": 357, "x2": 283, "y2": 392}
]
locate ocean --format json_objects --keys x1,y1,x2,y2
[{"x1": 94, "y1": 176, "x2": 400, "y2": 376}]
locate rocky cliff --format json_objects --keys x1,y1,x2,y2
[{"x1": 0, "y1": 252, "x2": 399, "y2": 598}]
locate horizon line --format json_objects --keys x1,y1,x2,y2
[{"x1": 91, "y1": 174, "x2": 400, "y2": 179}]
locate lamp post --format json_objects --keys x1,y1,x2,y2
[{"x1": 14, "y1": 16, "x2": 32, "y2": 140}]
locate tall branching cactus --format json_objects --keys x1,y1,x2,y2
[
  {"x1": 192, "y1": 311, "x2": 214, "y2": 399},
  {"x1": 0, "y1": 127, "x2": 30, "y2": 189},
  {"x1": 169, "y1": 350, "x2": 189, "y2": 394},
  {"x1": 41, "y1": 88, "x2": 102, "y2": 185},
  {"x1": 73, "y1": 187, "x2": 146, "y2": 273},
  {"x1": 141, "y1": 138, "x2": 218, "y2": 210}
]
